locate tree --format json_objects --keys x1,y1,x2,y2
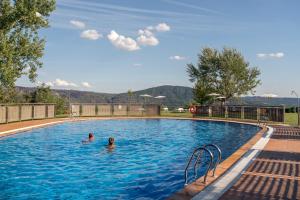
[
  {"x1": 127, "y1": 89, "x2": 133, "y2": 104},
  {"x1": 30, "y1": 84, "x2": 66, "y2": 115},
  {"x1": 0, "y1": 0, "x2": 56, "y2": 102},
  {"x1": 187, "y1": 47, "x2": 261, "y2": 104}
]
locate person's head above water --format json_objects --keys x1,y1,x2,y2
[
  {"x1": 108, "y1": 137, "x2": 115, "y2": 145},
  {"x1": 89, "y1": 133, "x2": 94, "y2": 140}
]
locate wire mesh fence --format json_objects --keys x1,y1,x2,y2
[{"x1": 194, "y1": 105, "x2": 284, "y2": 122}]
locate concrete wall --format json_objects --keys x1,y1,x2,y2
[
  {"x1": 34, "y1": 105, "x2": 46, "y2": 119},
  {"x1": 71, "y1": 104, "x2": 161, "y2": 117},
  {"x1": 71, "y1": 105, "x2": 80, "y2": 117},
  {"x1": 97, "y1": 105, "x2": 111, "y2": 116},
  {"x1": 7, "y1": 106, "x2": 20, "y2": 122},
  {"x1": 0, "y1": 106, "x2": 6, "y2": 123},
  {"x1": 47, "y1": 105, "x2": 55, "y2": 118},
  {"x1": 21, "y1": 105, "x2": 32, "y2": 120},
  {"x1": 128, "y1": 105, "x2": 143, "y2": 116},
  {"x1": 81, "y1": 105, "x2": 96, "y2": 116},
  {"x1": 113, "y1": 104, "x2": 127, "y2": 116},
  {"x1": 0, "y1": 104, "x2": 55, "y2": 124}
]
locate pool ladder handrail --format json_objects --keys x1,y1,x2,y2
[
  {"x1": 184, "y1": 144, "x2": 222, "y2": 186},
  {"x1": 184, "y1": 147, "x2": 213, "y2": 185},
  {"x1": 195, "y1": 144, "x2": 222, "y2": 177}
]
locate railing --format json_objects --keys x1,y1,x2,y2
[
  {"x1": 184, "y1": 144, "x2": 222, "y2": 185},
  {"x1": 194, "y1": 105, "x2": 284, "y2": 122},
  {"x1": 70, "y1": 103, "x2": 161, "y2": 117},
  {"x1": 0, "y1": 104, "x2": 55, "y2": 124}
]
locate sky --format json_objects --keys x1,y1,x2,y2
[{"x1": 17, "y1": 0, "x2": 300, "y2": 97}]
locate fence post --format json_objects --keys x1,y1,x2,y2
[
  {"x1": 127, "y1": 104, "x2": 129, "y2": 116},
  {"x1": 241, "y1": 107, "x2": 245, "y2": 120},
  {"x1": 282, "y1": 106, "x2": 285, "y2": 123},
  {"x1": 32, "y1": 105, "x2": 34, "y2": 120},
  {"x1": 46, "y1": 105, "x2": 48, "y2": 118},
  {"x1": 53, "y1": 105, "x2": 56, "y2": 118},
  {"x1": 95, "y1": 104, "x2": 98, "y2": 116},
  {"x1": 209, "y1": 106, "x2": 212, "y2": 117},
  {"x1": 257, "y1": 107, "x2": 261, "y2": 121},
  {"x1": 5, "y1": 106, "x2": 8, "y2": 123},
  {"x1": 19, "y1": 105, "x2": 22, "y2": 121},
  {"x1": 111, "y1": 103, "x2": 114, "y2": 117},
  {"x1": 158, "y1": 105, "x2": 161, "y2": 116}
]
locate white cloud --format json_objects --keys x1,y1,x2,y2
[
  {"x1": 107, "y1": 30, "x2": 140, "y2": 51},
  {"x1": 169, "y1": 55, "x2": 186, "y2": 60},
  {"x1": 45, "y1": 82, "x2": 54, "y2": 87},
  {"x1": 257, "y1": 52, "x2": 284, "y2": 59},
  {"x1": 262, "y1": 93, "x2": 278, "y2": 98},
  {"x1": 82, "y1": 82, "x2": 92, "y2": 88},
  {"x1": 155, "y1": 23, "x2": 171, "y2": 32},
  {"x1": 53, "y1": 79, "x2": 77, "y2": 87},
  {"x1": 133, "y1": 63, "x2": 142, "y2": 67},
  {"x1": 80, "y1": 30, "x2": 102, "y2": 40},
  {"x1": 136, "y1": 28, "x2": 159, "y2": 46},
  {"x1": 70, "y1": 20, "x2": 86, "y2": 29}
]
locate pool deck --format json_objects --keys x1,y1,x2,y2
[
  {"x1": 218, "y1": 125, "x2": 300, "y2": 200},
  {"x1": 0, "y1": 118, "x2": 70, "y2": 137}
]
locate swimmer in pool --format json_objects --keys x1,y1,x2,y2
[
  {"x1": 107, "y1": 137, "x2": 115, "y2": 149},
  {"x1": 82, "y1": 133, "x2": 94, "y2": 143}
]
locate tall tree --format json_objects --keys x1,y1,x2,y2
[
  {"x1": 187, "y1": 47, "x2": 261, "y2": 104},
  {"x1": 0, "y1": 0, "x2": 56, "y2": 102},
  {"x1": 31, "y1": 84, "x2": 66, "y2": 115}
]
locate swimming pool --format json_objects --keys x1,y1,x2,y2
[{"x1": 0, "y1": 119, "x2": 260, "y2": 199}]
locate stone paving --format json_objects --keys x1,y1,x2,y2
[{"x1": 220, "y1": 126, "x2": 300, "y2": 200}]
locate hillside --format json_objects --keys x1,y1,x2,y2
[
  {"x1": 16, "y1": 85, "x2": 194, "y2": 108},
  {"x1": 16, "y1": 85, "x2": 299, "y2": 108}
]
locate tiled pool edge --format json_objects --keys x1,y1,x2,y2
[{"x1": 168, "y1": 125, "x2": 269, "y2": 200}]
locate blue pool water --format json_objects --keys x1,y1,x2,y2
[{"x1": 0, "y1": 119, "x2": 260, "y2": 200}]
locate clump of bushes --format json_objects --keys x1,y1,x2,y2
[{"x1": 285, "y1": 107, "x2": 299, "y2": 113}]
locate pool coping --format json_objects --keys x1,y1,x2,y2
[{"x1": 0, "y1": 116, "x2": 266, "y2": 199}]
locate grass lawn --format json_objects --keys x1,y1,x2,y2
[
  {"x1": 161, "y1": 111, "x2": 193, "y2": 118},
  {"x1": 285, "y1": 113, "x2": 298, "y2": 126},
  {"x1": 161, "y1": 111, "x2": 299, "y2": 126}
]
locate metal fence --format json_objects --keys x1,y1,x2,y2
[
  {"x1": 0, "y1": 104, "x2": 55, "y2": 124},
  {"x1": 194, "y1": 105, "x2": 284, "y2": 122},
  {"x1": 71, "y1": 103, "x2": 161, "y2": 117}
]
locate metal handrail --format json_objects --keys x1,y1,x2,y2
[
  {"x1": 193, "y1": 148, "x2": 213, "y2": 182},
  {"x1": 184, "y1": 147, "x2": 213, "y2": 185},
  {"x1": 203, "y1": 144, "x2": 222, "y2": 177}
]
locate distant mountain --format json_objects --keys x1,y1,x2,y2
[
  {"x1": 16, "y1": 85, "x2": 299, "y2": 108},
  {"x1": 113, "y1": 85, "x2": 194, "y2": 108},
  {"x1": 16, "y1": 85, "x2": 193, "y2": 108},
  {"x1": 238, "y1": 96, "x2": 299, "y2": 107}
]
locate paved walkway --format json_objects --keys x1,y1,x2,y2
[
  {"x1": 219, "y1": 126, "x2": 300, "y2": 200},
  {"x1": 0, "y1": 118, "x2": 69, "y2": 137}
]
